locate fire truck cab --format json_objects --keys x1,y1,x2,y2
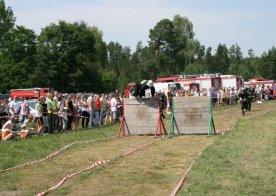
[{"x1": 10, "y1": 88, "x2": 52, "y2": 99}]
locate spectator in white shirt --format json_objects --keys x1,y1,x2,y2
[
  {"x1": 9, "y1": 96, "x2": 21, "y2": 116},
  {"x1": 19, "y1": 97, "x2": 29, "y2": 125},
  {"x1": 110, "y1": 94, "x2": 118, "y2": 122}
]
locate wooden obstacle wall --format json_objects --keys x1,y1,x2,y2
[
  {"x1": 124, "y1": 98, "x2": 159, "y2": 135},
  {"x1": 173, "y1": 96, "x2": 211, "y2": 134}
]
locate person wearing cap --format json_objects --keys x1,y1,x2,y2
[
  {"x1": 1, "y1": 116, "x2": 20, "y2": 141},
  {"x1": 138, "y1": 80, "x2": 155, "y2": 98}
]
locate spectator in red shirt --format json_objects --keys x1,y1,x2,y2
[{"x1": 94, "y1": 95, "x2": 102, "y2": 126}]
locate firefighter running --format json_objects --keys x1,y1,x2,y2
[{"x1": 238, "y1": 86, "x2": 252, "y2": 115}]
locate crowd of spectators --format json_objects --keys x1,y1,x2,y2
[
  {"x1": 0, "y1": 90, "x2": 124, "y2": 141},
  {"x1": 163, "y1": 84, "x2": 274, "y2": 106}
]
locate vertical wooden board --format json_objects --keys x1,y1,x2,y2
[
  {"x1": 124, "y1": 98, "x2": 159, "y2": 135},
  {"x1": 173, "y1": 97, "x2": 211, "y2": 134}
]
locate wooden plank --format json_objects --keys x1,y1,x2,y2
[
  {"x1": 173, "y1": 97, "x2": 210, "y2": 134},
  {"x1": 124, "y1": 98, "x2": 159, "y2": 108},
  {"x1": 124, "y1": 124, "x2": 157, "y2": 135},
  {"x1": 173, "y1": 96, "x2": 210, "y2": 103},
  {"x1": 124, "y1": 98, "x2": 159, "y2": 135},
  {"x1": 124, "y1": 118, "x2": 159, "y2": 127}
]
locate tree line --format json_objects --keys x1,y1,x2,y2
[{"x1": 0, "y1": 0, "x2": 276, "y2": 94}]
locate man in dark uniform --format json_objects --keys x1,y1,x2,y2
[
  {"x1": 139, "y1": 80, "x2": 155, "y2": 98},
  {"x1": 130, "y1": 81, "x2": 141, "y2": 97},
  {"x1": 130, "y1": 80, "x2": 155, "y2": 98},
  {"x1": 245, "y1": 85, "x2": 254, "y2": 111},
  {"x1": 238, "y1": 87, "x2": 249, "y2": 115}
]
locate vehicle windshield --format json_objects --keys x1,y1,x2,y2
[
  {"x1": 168, "y1": 83, "x2": 177, "y2": 89},
  {"x1": 28, "y1": 100, "x2": 38, "y2": 109}
]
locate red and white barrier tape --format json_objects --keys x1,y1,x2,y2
[
  {"x1": 170, "y1": 160, "x2": 195, "y2": 196},
  {"x1": 36, "y1": 160, "x2": 110, "y2": 196},
  {"x1": 0, "y1": 111, "x2": 109, "y2": 120},
  {"x1": 0, "y1": 115, "x2": 13, "y2": 119},
  {"x1": 0, "y1": 137, "x2": 115, "y2": 174},
  {"x1": 170, "y1": 127, "x2": 234, "y2": 195},
  {"x1": 215, "y1": 128, "x2": 231, "y2": 135},
  {"x1": 36, "y1": 141, "x2": 156, "y2": 195},
  {"x1": 123, "y1": 141, "x2": 155, "y2": 157}
]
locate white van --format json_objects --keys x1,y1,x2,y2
[{"x1": 154, "y1": 82, "x2": 181, "y2": 93}]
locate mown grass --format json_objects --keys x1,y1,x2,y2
[
  {"x1": 180, "y1": 110, "x2": 276, "y2": 195},
  {"x1": 0, "y1": 124, "x2": 118, "y2": 170}
]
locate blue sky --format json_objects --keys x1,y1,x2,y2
[{"x1": 5, "y1": 0, "x2": 276, "y2": 56}]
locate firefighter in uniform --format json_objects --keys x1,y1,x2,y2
[
  {"x1": 245, "y1": 85, "x2": 254, "y2": 111},
  {"x1": 238, "y1": 87, "x2": 249, "y2": 115},
  {"x1": 130, "y1": 80, "x2": 155, "y2": 98}
]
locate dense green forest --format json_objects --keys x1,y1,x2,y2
[{"x1": 0, "y1": 0, "x2": 276, "y2": 93}]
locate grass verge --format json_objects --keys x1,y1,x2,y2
[
  {"x1": 180, "y1": 110, "x2": 276, "y2": 195},
  {"x1": 0, "y1": 124, "x2": 118, "y2": 170}
]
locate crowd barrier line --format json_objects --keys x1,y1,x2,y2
[{"x1": 0, "y1": 136, "x2": 116, "y2": 174}]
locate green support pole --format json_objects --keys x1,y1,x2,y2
[
  {"x1": 208, "y1": 96, "x2": 215, "y2": 135},
  {"x1": 167, "y1": 98, "x2": 175, "y2": 138}
]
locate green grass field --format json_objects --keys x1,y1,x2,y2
[
  {"x1": 0, "y1": 101, "x2": 275, "y2": 195},
  {"x1": 181, "y1": 110, "x2": 276, "y2": 195},
  {"x1": 0, "y1": 124, "x2": 118, "y2": 170}
]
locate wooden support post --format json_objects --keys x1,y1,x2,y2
[
  {"x1": 208, "y1": 96, "x2": 216, "y2": 136},
  {"x1": 117, "y1": 115, "x2": 126, "y2": 138},
  {"x1": 117, "y1": 101, "x2": 126, "y2": 138},
  {"x1": 167, "y1": 98, "x2": 175, "y2": 138},
  {"x1": 155, "y1": 101, "x2": 164, "y2": 137}
]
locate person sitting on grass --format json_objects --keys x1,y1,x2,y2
[
  {"x1": 1, "y1": 116, "x2": 21, "y2": 141},
  {"x1": 20, "y1": 125, "x2": 33, "y2": 138},
  {"x1": 20, "y1": 114, "x2": 39, "y2": 138}
]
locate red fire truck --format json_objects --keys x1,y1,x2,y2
[
  {"x1": 155, "y1": 74, "x2": 242, "y2": 91},
  {"x1": 243, "y1": 78, "x2": 276, "y2": 97},
  {"x1": 10, "y1": 88, "x2": 52, "y2": 99}
]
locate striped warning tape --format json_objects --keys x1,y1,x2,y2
[
  {"x1": 123, "y1": 141, "x2": 155, "y2": 157},
  {"x1": 170, "y1": 126, "x2": 236, "y2": 195},
  {"x1": 170, "y1": 151, "x2": 202, "y2": 196},
  {"x1": 36, "y1": 160, "x2": 110, "y2": 196},
  {"x1": 36, "y1": 140, "x2": 158, "y2": 195},
  {"x1": 215, "y1": 128, "x2": 232, "y2": 135},
  {"x1": 0, "y1": 110, "x2": 102, "y2": 119},
  {"x1": 0, "y1": 136, "x2": 116, "y2": 174},
  {"x1": 170, "y1": 160, "x2": 195, "y2": 196}
]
